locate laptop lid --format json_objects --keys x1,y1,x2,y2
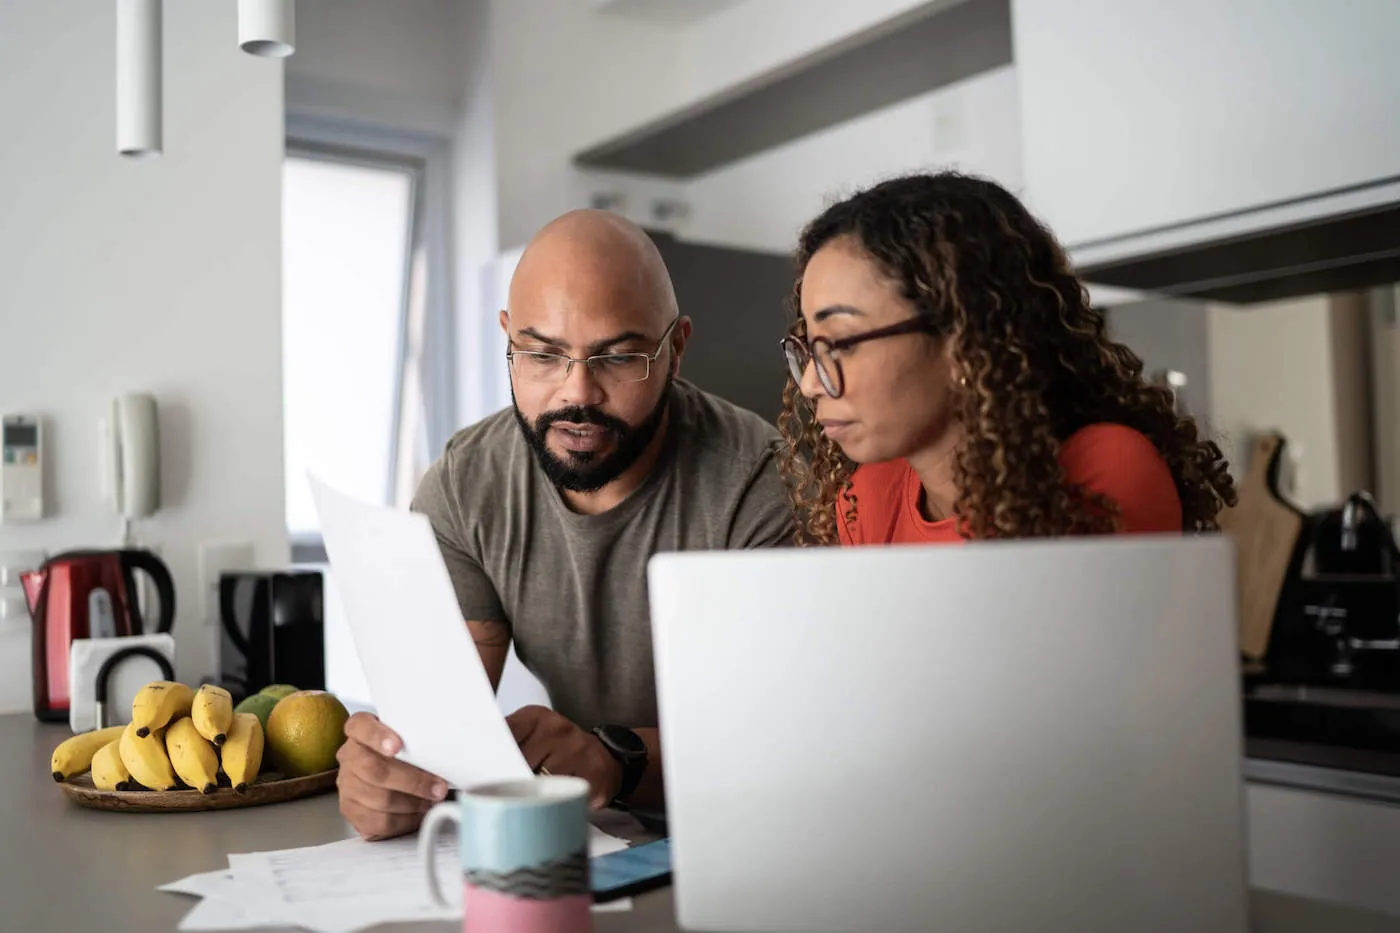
[{"x1": 648, "y1": 535, "x2": 1248, "y2": 933}]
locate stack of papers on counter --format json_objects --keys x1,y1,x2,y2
[{"x1": 159, "y1": 825, "x2": 632, "y2": 933}]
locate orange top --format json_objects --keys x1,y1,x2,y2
[{"x1": 837, "y1": 423, "x2": 1183, "y2": 545}]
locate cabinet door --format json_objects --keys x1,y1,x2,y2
[{"x1": 1013, "y1": 0, "x2": 1400, "y2": 249}]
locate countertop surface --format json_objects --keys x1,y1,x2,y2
[{"x1": 9, "y1": 715, "x2": 1400, "y2": 933}]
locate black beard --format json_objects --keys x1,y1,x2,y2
[{"x1": 513, "y1": 377, "x2": 673, "y2": 493}]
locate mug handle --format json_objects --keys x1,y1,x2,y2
[{"x1": 419, "y1": 801, "x2": 460, "y2": 909}]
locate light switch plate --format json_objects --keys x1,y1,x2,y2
[{"x1": 199, "y1": 542, "x2": 256, "y2": 627}]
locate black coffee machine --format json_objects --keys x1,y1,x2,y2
[
  {"x1": 217, "y1": 571, "x2": 325, "y2": 703},
  {"x1": 1265, "y1": 491, "x2": 1400, "y2": 689}
]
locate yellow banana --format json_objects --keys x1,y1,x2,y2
[
  {"x1": 119, "y1": 721, "x2": 178, "y2": 791},
  {"x1": 191, "y1": 684, "x2": 234, "y2": 746},
  {"x1": 220, "y1": 712, "x2": 265, "y2": 793},
  {"x1": 130, "y1": 681, "x2": 195, "y2": 738},
  {"x1": 165, "y1": 716, "x2": 220, "y2": 794},
  {"x1": 50, "y1": 725, "x2": 126, "y2": 781},
  {"x1": 91, "y1": 738, "x2": 135, "y2": 791}
]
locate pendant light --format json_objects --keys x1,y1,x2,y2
[
  {"x1": 238, "y1": 0, "x2": 296, "y2": 58},
  {"x1": 116, "y1": 0, "x2": 162, "y2": 158}
]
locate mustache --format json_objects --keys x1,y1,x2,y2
[{"x1": 535, "y1": 406, "x2": 630, "y2": 434}]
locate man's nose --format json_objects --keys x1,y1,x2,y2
[{"x1": 557, "y1": 358, "x2": 606, "y2": 408}]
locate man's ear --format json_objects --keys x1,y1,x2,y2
[
  {"x1": 498, "y1": 309, "x2": 510, "y2": 334},
  {"x1": 669, "y1": 316, "x2": 693, "y2": 377}
]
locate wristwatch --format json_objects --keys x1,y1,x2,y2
[{"x1": 593, "y1": 725, "x2": 648, "y2": 804}]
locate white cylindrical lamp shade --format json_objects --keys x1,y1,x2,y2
[
  {"x1": 116, "y1": 0, "x2": 162, "y2": 158},
  {"x1": 238, "y1": 0, "x2": 296, "y2": 58}
]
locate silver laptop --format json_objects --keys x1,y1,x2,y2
[{"x1": 647, "y1": 535, "x2": 1249, "y2": 933}]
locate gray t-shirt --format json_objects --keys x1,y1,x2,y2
[{"x1": 410, "y1": 380, "x2": 793, "y2": 730}]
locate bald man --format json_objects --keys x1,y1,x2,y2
[{"x1": 336, "y1": 210, "x2": 792, "y2": 840}]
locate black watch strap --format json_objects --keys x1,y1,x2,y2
[{"x1": 594, "y1": 725, "x2": 647, "y2": 803}]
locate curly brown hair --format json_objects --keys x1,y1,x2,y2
[{"x1": 777, "y1": 172, "x2": 1237, "y2": 546}]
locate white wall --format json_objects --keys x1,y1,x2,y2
[
  {"x1": 0, "y1": 2, "x2": 288, "y2": 710},
  {"x1": 286, "y1": 0, "x2": 464, "y2": 135},
  {"x1": 1206, "y1": 296, "x2": 1361, "y2": 511},
  {"x1": 684, "y1": 65, "x2": 1022, "y2": 254},
  {"x1": 489, "y1": 0, "x2": 688, "y2": 249},
  {"x1": 1368, "y1": 287, "x2": 1400, "y2": 516},
  {"x1": 683, "y1": 0, "x2": 955, "y2": 103}
]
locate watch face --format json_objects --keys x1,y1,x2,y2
[{"x1": 599, "y1": 725, "x2": 647, "y2": 757}]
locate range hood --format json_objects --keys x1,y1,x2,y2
[{"x1": 1073, "y1": 180, "x2": 1400, "y2": 306}]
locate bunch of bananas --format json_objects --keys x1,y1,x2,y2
[{"x1": 51, "y1": 681, "x2": 265, "y2": 795}]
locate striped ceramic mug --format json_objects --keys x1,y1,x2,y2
[{"x1": 420, "y1": 776, "x2": 593, "y2": 933}]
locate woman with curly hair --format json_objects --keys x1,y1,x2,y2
[{"x1": 778, "y1": 172, "x2": 1236, "y2": 546}]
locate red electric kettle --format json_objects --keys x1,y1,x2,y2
[{"x1": 22, "y1": 549, "x2": 175, "y2": 722}]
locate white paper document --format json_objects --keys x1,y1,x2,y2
[
  {"x1": 162, "y1": 827, "x2": 633, "y2": 933},
  {"x1": 308, "y1": 475, "x2": 532, "y2": 789}
]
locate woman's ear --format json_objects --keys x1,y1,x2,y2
[{"x1": 940, "y1": 338, "x2": 967, "y2": 389}]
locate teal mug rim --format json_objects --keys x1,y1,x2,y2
[{"x1": 461, "y1": 774, "x2": 590, "y2": 807}]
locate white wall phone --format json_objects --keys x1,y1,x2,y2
[{"x1": 100, "y1": 393, "x2": 161, "y2": 520}]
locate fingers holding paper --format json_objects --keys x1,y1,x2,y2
[
  {"x1": 338, "y1": 712, "x2": 449, "y2": 841},
  {"x1": 507, "y1": 705, "x2": 622, "y2": 811}
]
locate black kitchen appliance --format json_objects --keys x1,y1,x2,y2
[
  {"x1": 1245, "y1": 491, "x2": 1400, "y2": 758},
  {"x1": 1265, "y1": 491, "x2": 1400, "y2": 689},
  {"x1": 217, "y1": 570, "x2": 324, "y2": 703}
]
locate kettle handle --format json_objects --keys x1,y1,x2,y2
[{"x1": 121, "y1": 550, "x2": 176, "y2": 634}]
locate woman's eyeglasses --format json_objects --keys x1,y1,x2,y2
[{"x1": 781, "y1": 317, "x2": 939, "y2": 399}]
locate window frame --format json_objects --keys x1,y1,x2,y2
[{"x1": 284, "y1": 116, "x2": 456, "y2": 563}]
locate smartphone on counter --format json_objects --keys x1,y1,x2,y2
[{"x1": 591, "y1": 838, "x2": 672, "y2": 903}]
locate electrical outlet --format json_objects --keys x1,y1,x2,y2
[{"x1": 199, "y1": 542, "x2": 256, "y2": 627}]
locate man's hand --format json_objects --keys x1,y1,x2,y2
[
  {"x1": 337, "y1": 712, "x2": 449, "y2": 841},
  {"x1": 507, "y1": 705, "x2": 621, "y2": 810}
]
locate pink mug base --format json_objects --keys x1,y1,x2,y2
[{"x1": 464, "y1": 883, "x2": 592, "y2": 933}]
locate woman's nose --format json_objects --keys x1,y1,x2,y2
[{"x1": 798, "y1": 357, "x2": 826, "y2": 400}]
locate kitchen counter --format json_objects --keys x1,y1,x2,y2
[
  {"x1": 7, "y1": 715, "x2": 1400, "y2": 933},
  {"x1": 1247, "y1": 738, "x2": 1400, "y2": 804},
  {"x1": 1243, "y1": 682, "x2": 1400, "y2": 804}
]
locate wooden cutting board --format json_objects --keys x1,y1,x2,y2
[{"x1": 1218, "y1": 433, "x2": 1305, "y2": 660}]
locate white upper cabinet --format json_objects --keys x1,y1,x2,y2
[{"x1": 1012, "y1": 0, "x2": 1400, "y2": 253}]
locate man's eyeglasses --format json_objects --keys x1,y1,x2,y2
[
  {"x1": 507, "y1": 317, "x2": 680, "y2": 386},
  {"x1": 781, "y1": 317, "x2": 939, "y2": 399}
]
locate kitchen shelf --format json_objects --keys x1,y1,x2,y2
[{"x1": 573, "y1": 0, "x2": 1011, "y2": 178}]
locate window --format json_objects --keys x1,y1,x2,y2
[{"x1": 281, "y1": 119, "x2": 455, "y2": 557}]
